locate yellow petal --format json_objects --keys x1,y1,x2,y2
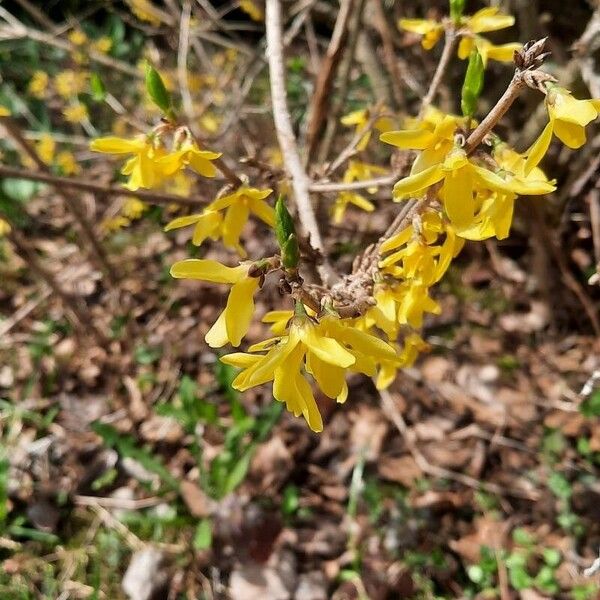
[
  {"x1": 192, "y1": 211, "x2": 222, "y2": 245},
  {"x1": 306, "y1": 353, "x2": 346, "y2": 399},
  {"x1": 392, "y1": 165, "x2": 444, "y2": 200},
  {"x1": 468, "y1": 7, "x2": 514, "y2": 33},
  {"x1": 164, "y1": 214, "x2": 202, "y2": 231},
  {"x1": 485, "y1": 42, "x2": 521, "y2": 63},
  {"x1": 189, "y1": 150, "x2": 219, "y2": 177},
  {"x1": 170, "y1": 259, "x2": 244, "y2": 283},
  {"x1": 90, "y1": 136, "x2": 146, "y2": 154},
  {"x1": 299, "y1": 324, "x2": 355, "y2": 368},
  {"x1": 457, "y1": 37, "x2": 474, "y2": 60},
  {"x1": 222, "y1": 203, "x2": 250, "y2": 253},
  {"x1": 205, "y1": 310, "x2": 229, "y2": 348},
  {"x1": 553, "y1": 119, "x2": 587, "y2": 149},
  {"x1": 442, "y1": 166, "x2": 475, "y2": 228},
  {"x1": 225, "y1": 276, "x2": 259, "y2": 347},
  {"x1": 248, "y1": 198, "x2": 276, "y2": 226},
  {"x1": 380, "y1": 129, "x2": 434, "y2": 150},
  {"x1": 524, "y1": 121, "x2": 553, "y2": 174},
  {"x1": 220, "y1": 352, "x2": 260, "y2": 368}
]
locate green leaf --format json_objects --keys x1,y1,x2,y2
[
  {"x1": 2, "y1": 178, "x2": 39, "y2": 203},
  {"x1": 282, "y1": 484, "x2": 300, "y2": 516},
  {"x1": 90, "y1": 73, "x2": 106, "y2": 102},
  {"x1": 223, "y1": 452, "x2": 252, "y2": 495},
  {"x1": 461, "y1": 47, "x2": 485, "y2": 118},
  {"x1": 580, "y1": 390, "x2": 600, "y2": 417},
  {"x1": 193, "y1": 518, "x2": 213, "y2": 550},
  {"x1": 275, "y1": 196, "x2": 299, "y2": 269},
  {"x1": 542, "y1": 547, "x2": 561, "y2": 567},
  {"x1": 547, "y1": 472, "x2": 572, "y2": 500},
  {"x1": 467, "y1": 564, "x2": 484, "y2": 584},
  {"x1": 450, "y1": 0, "x2": 466, "y2": 21},
  {"x1": 145, "y1": 63, "x2": 172, "y2": 114}
]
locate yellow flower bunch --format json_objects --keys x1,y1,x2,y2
[
  {"x1": 102, "y1": 198, "x2": 148, "y2": 233},
  {"x1": 28, "y1": 71, "x2": 49, "y2": 99},
  {"x1": 63, "y1": 103, "x2": 89, "y2": 124},
  {"x1": 165, "y1": 186, "x2": 274, "y2": 257},
  {"x1": 55, "y1": 70, "x2": 88, "y2": 99},
  {"x1": 221, "y1": 312, "x2": 398, "y2": 432},
  {"x1": 331, "y1": 161, "x2": 387, "y2": 223},
  {"x1": 340, "y1": 108, "x2": 395, "y2": 151},
  {"x1": 400, "y1": 7, "x2": 521, "y2": 65},
  {"x1": 90, "y1": 135, "x2": 220, "y2": 191}
]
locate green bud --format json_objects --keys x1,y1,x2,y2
[
  {"x1": 275, "y1": 195, "x2": 299, "y2": 268},
  {"x1": 461, "y1": 47, "x2": 485, "y2": 118},
  {"x1": 90, "y1": 72, "x2": 106, "y2": 102},
  {"x1": 450, "y1": 0, "x2": 466, "y2": 22},
  {"x1": 145, "y1": 63, "x2": 172, "y2": 114}
]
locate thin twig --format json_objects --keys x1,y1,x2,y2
[
  {"x1": 419, "y1": 28, "x2": 459, "y2": 118},
  {"x1": 177, "y1": 0, "x2": 196, "y2": 131},
  {"x1": 1, "y1": 118, "x2": 118, "y2": 283},
  {"x1": 0, "y1": 164, "x2": 208, "y2": 208},
  {"x1": 309, "y1": 173, "x2": 398, "y2": 193},
  {"x1": 265, "y1": 0, "x2": 337, "y2": 285}
]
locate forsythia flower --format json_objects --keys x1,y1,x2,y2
[
  {"x1": 400, "y1": 7, "x2": 521, "y2": 65},
  {"x1": 341, "y1": 108, "x2": 395, "y2": 150},
  {"x1": 93, "y1": 37, "x2": 113, "y2": 54},
  {"x1": 90, "y1": 135, "x2": 167, "y2": 191},
  {"x1": 221, "y1": 314, "x2": 398, "y2": 432},
  {"x1": 0, "y1": 218, "x2": 11, "y2": 236},
  {"x1": 63, "y1": 103, "x2": 89, "y2": 124},
  {"x1": 68, "y1": 29, "x2": 88, "y2": 46},
  {"x1": 0, "y1": 106, "x2": 10, "y2": 117},
  {"x1": 525, "y1": 86, "x2": 600, "y2": 173},
  {"x1": 56, "y1": 150, "x2": 81, "y2": 175},
  {"x1": 165, "y1": 186, "x2": 274, "y2": 256},
  {"x1": 126, "y1": 0, "x2": 166, "y2": 25},
  {"x1": 55, "y1": 70, "x2": 87, "y2": 98},
  {"x1": 239, "y1": 0, "x2": 264, "y2": 22},
  {"x1": 156, "y1": 141, "x2": 221, "y2": 179},
  {"x1": 122, "y1": 197, "x2": 147, "y2": 220},
  {"x1": 36, "y1": 134, "x2": 56, "y2": 165},
  {"x1": 28, "y1": 71, "x2": 49, "y2": 99},
  {"x1": 170, "y1": 259, "x2": 260, "y2": 348}
]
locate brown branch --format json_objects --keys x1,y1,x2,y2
[
  {"x1": 305, "y1": 0, "x2": 354, "y2": 158},
  {"x1": 419, "y1": 28, "x2": 459, "y2": 118},
  {"x1": 265, "y1": 0, "x2": 337, "y2": 286},
  {"x1": 0, "y1": 164, "x2": 208, "y2": 208},
  {"x1": 1, "y1": 118, "x2": 118, "y2": 283}
]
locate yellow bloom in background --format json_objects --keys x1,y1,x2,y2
[
  {"x1": 90, "y1": 135, "x2": 167, "y2": 191},
  {"x1": 126, "y1": 0, "x2": 166, "y2": 25},
  {"x1": 56, "y1": 150, "x2": 81, "y2": 175},
  {"x1": 170, "y1": 259, "x2": 260, "y2": 348},
  {"x1": 93, "y1": 37, "x2": 113, "y2": 54},
  {"x1": 157, "y1": 142, "x2": 221, "y2": 178},
  {"x1": 399, "y1": 18, "x2": 444, "y2": 50},
  {"x1": 376, "y1": 334, "x2": 429, "y2": 389},
  {"x1": 525, "y1": 86, "x2": 600, "y2": 173},
  {"x1": 341, "y1": 108, "x2": 395, "y2": 151},
  {"x1": 332, "y1": 191, "x2": 375, "y2": 224},
  {"x1": 102, "y1": 215, "x2": 131, "y2": 232},
  {"x1": 63, "y1": 103, "x2": 89, "y2": 124},
  {"x1": 36, "y1": 134, "x2": 56, "y2": 165},
  {"x1": 0, "y1": 106, "x2": 10, "y2": 117},
  {"x1": 207, "y1": 186, "x2": 275, "y2": 256},
  {"x1": 399, "y1": 7, "x2": 520, "y2": 64},
  {"x1": 55, "y1": 70, "x2": 87, "y2": 98},
  {"x1": 457, "y1": 36, "x2": 520, "y2": 66},
  {"x1": 68, "y1": 29, "x2": 88, "y2": 46},
  {"x1": 200, "y1": 113, "x2": 220, "y2": 134},
  {"x1": 239, "y1": 0, "x2": 264, "y2": 22},
  {"x1": 0, "y1": 218, "x2": 11, "y2": 237},
  {"x1": 28, "y1": 71, "x2": 49, "y2": 99},
  {"x1": 122, "y1": 197, "x2": 148, "y2": 220}
]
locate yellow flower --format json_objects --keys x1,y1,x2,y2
[
  {"x1": 341, "y1": 108, "x2": 395, "y2": 150},
  {"x1": 157, "y1": 142, "x2": 221, "y2": 179},
  {"x1": 332, "y1": 191, "x2": 375, "y2": 223},
  {"x1": 200, "y1": 113, "x2": 220, "y2": 134},
  {"x1": 0, "y1": 218, "x2": 11, "y2": 236},
  {"x1": 170, "y1": 259, "x2": 260, "y2": 348},
  {"x1": 102, "y1": 216, "x2": 131, "y2": 232},
  {"x1": 457, "y1": 36, "x2": 521, "y2": 67},
  {"x1": 525, "y1": 86, "x2": 600, "y2": 173},
  {"x1": 28, "y1": 71, "x2": 49, "y2": 99},
  {"x1": 55, "y1": 70, "x2": 87, "y2": 98},
  {"x1": 122, "y1": 197, "x2": 147, "y2": 220},
  {"x1": 222, "y1": 316, "x2": 355, "y2": 432},
  {"x1": 207, "y1": 186, "x2": 275, "y2": 256},
  {"x1": 56, "y1": 150, "x2": 81, "y2": 175},
  {"x1": 68, "y1": 29, "x2": 88, "y2": 46},
  {"x1": 92, "y1": 37, "x2": 113, "y2": 54},
  {"x1": 399, "y1": 18, "x2": 444, "y2": 50},
  {"x1": 239, "y1": 0, "x2": 264, "y2": 22},
  {"x1": 376, "y1": 334, "x2": 429, "y2": 389},
  {"x1": 0, "y1": 106, "x2": 9, "y2": 117},
  {"x1": 164, "y1": 209, "x2": 223, "y2": 246},
  {"x1": 36, "y1": 134, "x2": 56, "y2": 165},
  {"x1": 392, "y1": 148, "x2": 555, "y2": 230},
  {"x1": 399, "y1": 7, "x2": 520, "y2": 64},
  {"x1": 63, "y1": 103, "x2": 89, "y2": 124},
  {"x1": 90, "y1": 135, "x2": 167, "y2": 191},
  {"x1": 126, "y1": 0, "x2": 165, "y2": 25}
]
